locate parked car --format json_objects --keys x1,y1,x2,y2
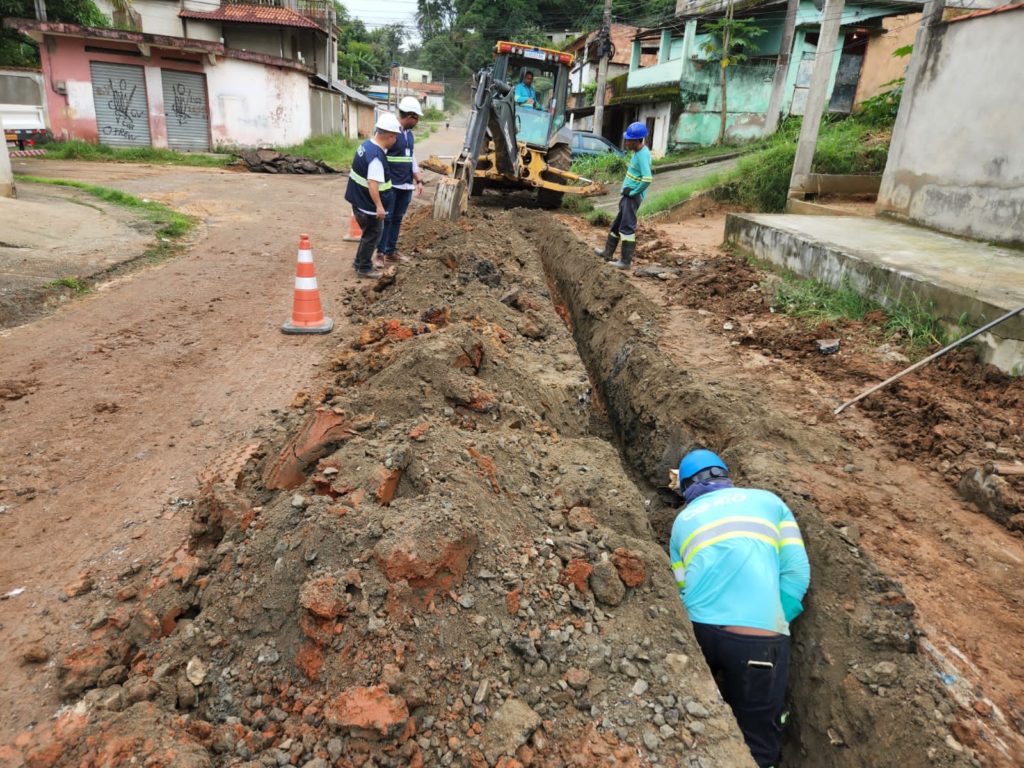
[{"x1": 570, "y1": 130, "x2": 624, "y2": 159}]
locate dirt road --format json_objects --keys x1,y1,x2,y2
[{"x1": 0, "y1": 159, "x2": 360, "y2": 740}]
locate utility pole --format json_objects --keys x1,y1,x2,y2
[
  {"x1": 764, "y1": 0, "x2": 798, "y2": 135},
  {"x1": 592, "y1": 0, "x2": 612, "y2": 137},
  {"x1": 788, "y1": 0, "x2": 846, "y2": 197},
  {"x1": 0, "y1": 115, "x2": 16, "y2": 199}
]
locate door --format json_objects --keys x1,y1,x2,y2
[
  {"x1": 90, "y1": 61, "x2": 151, "y2": 147},
  {"x1": 828, "y1": 50, "x2": 864, "y2": 114},
  {"x1": 645, "y1": 117, "x2": 656, "y2": 150},
  {"x1": 789, "y1": 50, "x2": 815, "y2": 116},
  {"x1": 162, "y1": 70, "x2": 210, "y2": 151}
]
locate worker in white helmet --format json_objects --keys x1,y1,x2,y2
[
  {"x1": 344, "y1": 111, "x2": 401, "y2": 279},
  {"x1": 377, "y1": 96, "x2": 425, "y2": 265}
]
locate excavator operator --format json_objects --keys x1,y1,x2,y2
[{"x1": 514, "y1": 71, "x2": 543, "y2": 110}]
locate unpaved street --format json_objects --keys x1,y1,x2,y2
[{"x1": 0, "y1": 159, "x2": 360, "y2": 740}]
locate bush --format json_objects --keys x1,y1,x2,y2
[
  {"x1": 422, "y1": 106, "x2": 445, "y2": 121},
  {"x1": 571, "y1": 152, "x2": 628, "y2": 184}
]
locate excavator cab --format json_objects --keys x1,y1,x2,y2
[
  {"x1": 429, "y1": 40, "x2": 604, "y2": 219},
  {"x1": 492, "y1": 43, "x2": 571, "y2": 150}
]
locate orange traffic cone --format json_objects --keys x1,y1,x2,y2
[
  {"x1": 281, "y1": 234, "x2": 333, "y2": 334},
  {"x1": 342, "y1": 214, "x2": 363, "y2": 242}
]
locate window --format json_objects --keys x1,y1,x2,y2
[{"x1": 583, "y1": 136, "x2": 610, "y2": 152}]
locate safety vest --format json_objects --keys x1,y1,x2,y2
[
  {"x1": 387, "y1": 129, "x2": 415, "y2": 186},
  {"x1": 345, "y1": 139, "x2": 393, "y2": 212}
]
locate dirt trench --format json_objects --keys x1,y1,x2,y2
[
  {"x1": 4, "y1": 208, "x2": 996, "y2": 768},
  {"x1": 531, "y1": 216, "x2": 985, "y2": 768}
]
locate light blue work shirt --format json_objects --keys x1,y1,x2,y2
[{"x1": 514, "y1": 81, "x2": 538, "y2": 108}]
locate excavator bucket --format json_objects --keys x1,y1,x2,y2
[{"x1": 432, "y1": 176, "x2": 467, "y2": 221}]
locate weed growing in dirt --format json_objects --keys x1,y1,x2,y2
[
  {"x1": 276, "y1": 134, "x2": 362, "y2": 170},
  {"x1": 585, "y1": 209, "x2": 612, "y2": 226},
  {"x1": 45, "y1": 276, "x2": 89, "y2": 294},
  {"x1": 16, "y1": 175, "x2": 196, "y2": 240},
  {"x1": 641, "y1": 170, "x2": 737, "y2": 218},
  {"x1": 571, "y1": 152, "x2": 629, "y2": 184},
  {"x1": 773, "y1": 273, "x2": 949, "y2": 352},
  {"x1": 42, "y1": 140, "x2": 232, "y2": 167},
  {"x1": 560, "y1": 194, "x2": 596, "y2": 214}
]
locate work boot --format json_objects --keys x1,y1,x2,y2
[
  {"x1": 594, "y1": 234, "x2": 619, "y2": 261},
  {"x1": 608, "y1": 240, "x2": 635, "y2": 270},
  {"x1": 384, "y1": 250, "x2": 411, "y2": 264},
  {"x1": 373, "y1": 252, "x2": 387, "y2": 268},
  {"x1": 357, "y1": 268, "x2": 383, "y2": 279}
]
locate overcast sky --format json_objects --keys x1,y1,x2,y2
[{"x1": 342, "y1": 0, "x2": 420, "y2": 45}]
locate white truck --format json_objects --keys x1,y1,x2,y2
[{"x1": 1, "y1": 68, "x2": 50, "y2": 150}]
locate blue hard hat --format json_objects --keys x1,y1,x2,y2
[
  {"x1": 623, "y1": 121, "x2": 648, "y2": 140},
  {"x1": 679, "y1": 449, "x2": 728, "y2": 484}
]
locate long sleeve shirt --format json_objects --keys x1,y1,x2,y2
[
  {"x1": 620, "y1": 145, "x2": 653, "y2": 201},
  {"x1": 514, "y1": 82, "x2": 538, "y2": 108},
  {"x1": 669, "y1": 487, "x2": 811, "y2": 635}
]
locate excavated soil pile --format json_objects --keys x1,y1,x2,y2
[
  {"x1": 9, "y1": 210, "x2": 762, "y2": 767},
  {"x1": 619, "y1": 239, "x2": 1024, "y2": 532}
]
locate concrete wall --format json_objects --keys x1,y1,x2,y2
[
  {"x1": 206, "y1": 57, "x2": 310, "y2": 148},
  {"x1": 636, "y1": 101, "x2": 672, "y2": 157},
  {"x1": 877, "y1": 11, "x2": 1024, "y2": 246},
  {"x1": 854, "y1": 14, "x2": 919, "y2": 104},
  {"x1": 94, "y1": 0, "x2": 183, "y2": 36}
]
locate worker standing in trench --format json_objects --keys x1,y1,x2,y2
[
  {"x1": 669, "y1": 450, "x2": 811, "y2": 768},
  {"x1": 344, "y1": 113, "x2": 401, "y2": 279},
  {"x1": 594, "y1": 122, "x2": 653, "y2": 269},
  {"x1": 377, "y1": 97, "x2": 426, "y2": 266}
]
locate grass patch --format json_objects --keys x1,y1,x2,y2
[
  {"x1": 276, "y1": 134, "x2": 362, "y2": 170},
  {"x1": 640, "y1": 169, "x2": 738, "y2": 219},
  {"x1": 16, "y1": 175, "x2": 196, "y2": 240},
  {"x1": 45, "y1": 276, "x2": 90, "y2": 294},
  {"x1": 585, "y1": 209, "x2": 612, "y2": 227},
  {"x1": 560, "y1": 194, "x2": 597, "y2": 214},
  {"x1": 653, "y1": 142, "x2": 754, "y2": 166},
  {"x1": 570, "y1": 152, "x2": 629, "y2": 184},
  {"x1": 772, "y1": 273, "x2": 948, "y2": 352},
  {"x1": 43, "y1": 140, "x2": 232, "y2": 167}
]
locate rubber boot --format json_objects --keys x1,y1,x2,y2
[
  {"x1": 594, "y1": 234, "x2": 619, "y2": 261},
  {"x1": 609, "y1": 240, "x2": 635, "y2": 270}
]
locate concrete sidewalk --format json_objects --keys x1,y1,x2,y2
[{"x1": 725, "y1": 213, "x2": 1024, "y2": 373}]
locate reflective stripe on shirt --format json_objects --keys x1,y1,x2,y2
[
  {"x1": 679, "y1": 516, "x2": 782, "y2": 566},
  {"x1": 349, "y1": 169, "x2": 393, "y2": 192},
  {"x1": 779, "y1": 520, "x2": 805, "y2": 548},
  {"x1": 671, "y1": 560, "x2": 686, "y2": 588}
]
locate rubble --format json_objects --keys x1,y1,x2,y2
[{"x1": 234, "y1": 149, "x2": 338, "y2": 174}]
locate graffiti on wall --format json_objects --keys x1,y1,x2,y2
[
  {"x1": 170, "y1": 82, "x2": 205, "y2": 126},
  {"x1": 103, "y1": 77, "x2": 146, "y2": 141}
]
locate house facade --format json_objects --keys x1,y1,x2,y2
[
  {"x1": 4, "y1": 0, "x2": 376, "y2": 151},
  {"x1": 622, "y1": 0, "x2": 924, "y2": 155}
]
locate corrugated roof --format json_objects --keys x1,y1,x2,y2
[
  {"x1": 179, "y1": 4, "x2": 324, "y2": 32},
  {"x1": 947, "y1": 1, "x2": 1024, "y2": 23},
  {"x1": 336, "y1": 82, "x2": 376, "y2": 106}
]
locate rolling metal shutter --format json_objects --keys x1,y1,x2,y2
[
  {"x1": 90, "y1": 62, "x2": 151, "y2": 148},
  {"x1": 161, "y1": 70, "x2": 210, "y2": 151}
]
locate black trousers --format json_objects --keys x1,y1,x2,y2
[
  {"x1": 352, "y1": 208, "x2": 383, "y2": 273},
  {"x1": 692, "y1": 623, "x2": 791, "y2": 768},
  {"x1": 609, "y1": 192, "x2": 641, "y2": 242}
]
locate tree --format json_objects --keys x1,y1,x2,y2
[
  {"x1": 0, "y1": 0, "x2": 109, "y2": 66},
  {"x1": 699, "y1": 5, "x2": 766, "y2": 145}
]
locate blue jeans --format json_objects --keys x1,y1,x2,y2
[{"x1": 378, "y1": 187, "x2": 413, "y2": 255}]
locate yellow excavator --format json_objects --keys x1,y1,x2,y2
[{"x1": 427, "y1": 41, "x2": 605, "y2": 220}]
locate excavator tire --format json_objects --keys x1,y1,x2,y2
[
  {"x1": 432, "y1": 177, "x2": 467, "y2": 221},
  {"x1": 536, "y1": 143, "x2": 572, "y2": 210}
]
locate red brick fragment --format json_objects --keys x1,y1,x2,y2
[
  {"x1": 559, "y1": 560, "x2": 593, "y2": 594},
  {"x1": 324, "y1": 686, "x2": 409, "y2": 738},
  {"x1": 612, "y1": 547, "x2": 647, "y2": 588},
  {"x1": 263, "y1": 408, "x2": 363, "y2": 490}
]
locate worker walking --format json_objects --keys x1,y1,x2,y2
[
  {"x1": 669, "y1": 449, "x2": 810, "y2": 768},
  {"x1": 378, "y1": 97, "x2": 426, "y2": 265},
  {"x1": 344, "y1": 113, "x2": 401, "y2": 279},
  {"x1": 595, "y1": 122, "x2": 653, "y2": 270}
]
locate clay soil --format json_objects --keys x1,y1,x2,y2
[
  {"x1": 0, "y1": 161, "x2": 1021, "y2": 768},
  {"x1": 556, "y1": 207, "x2": 1024, "y2": 766}
]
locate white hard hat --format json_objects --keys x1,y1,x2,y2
[
  {"x1": 398, "y1": 96, "x2": 423, "y2": 115},
  {"x1": 375, "y1": 112, "x2": 402, "y2": 133}
]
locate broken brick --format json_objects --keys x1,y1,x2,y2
[
  {"x1": 324, "y1": 686, "x2": 409, "y2": 738},
  {"x1": 559, "y1": 560, "x2": 593, "y2": 594},
  {"x1": 295, "y1": 642, "x2": 324, "y2": 681},
  {"x1": 467, "y1": 447, "x2": 500, "y2": 493},
  {"x1": 299, "y1": 576, "x2": 346, "y2": 619},
  {"x1": 612, "y1": 547, "x2": 647, "y2": 588},
  {"x1": 263, "y1": 408, "x2": 362, "y2": 490},
  {"x1": 59, "y1": 643, "x2": 113, "y2": 699}
]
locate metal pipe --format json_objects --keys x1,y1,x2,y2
[{"x1": 833, "y1": 304, "x2": 1024, "y2": 415}]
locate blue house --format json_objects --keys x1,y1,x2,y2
[{"x1": 619, "y1": 0, "x2": 923, "y2": 154}]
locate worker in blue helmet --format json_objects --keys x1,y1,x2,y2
[
  {"x1": 594, "y1": 121, "x2": 653, "y2": 269},
  {"x1": 669, "y1": 449, "x2": 810, "y2": 768}
]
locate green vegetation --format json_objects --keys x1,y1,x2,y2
[
  {"x1": 652, "y1": 142, "x2": 750, "y2": 166},
  {"x1": 700, "y1": 13, "x2": 767, "y2": 145},
  {"x1": 45, "y1": 276, "x2": 90, "y2": 294},
  {"x1": 771, "y1": 273, "x2": 948, "y2": 352},
  {"x1": 422, "y1": 106, "x2": 445, "y2": 121},
  {"x1": 16, "y1": 175, "x2": 196, "y2": 239},
  {"x1": 641, "y1": 170, "x2": 732, "y2": 218},
  {"x1": 276, "y1": 134, "x2": 362, "y2": 170},
  {"x1": 570, "y1": 152, "x2": 628, "y2": 185},
  {"x1": 585, "y1": 209, "x2": 612, "y2": 227},
  {"x1": 1, "y1": 0, "x2": 109, "y2": 66},
  {"x1": 42, "y1": 140, "x2": 232, "y2": 167}
]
